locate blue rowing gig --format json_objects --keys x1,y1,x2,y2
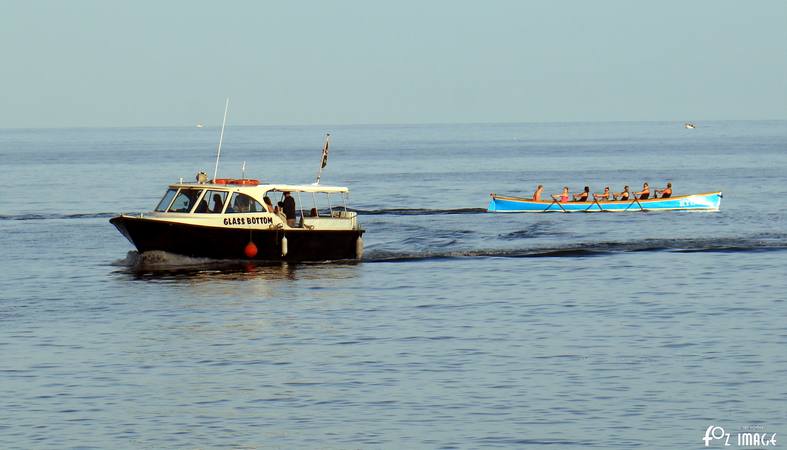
[{"x1": 488, "y1": 192, "x2": 722, "y2": 213}]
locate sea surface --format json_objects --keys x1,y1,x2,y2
[{"x1": 1, "y1": 121, "x2": 786, "y2": 449}]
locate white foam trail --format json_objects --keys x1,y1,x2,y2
[
  {"x1": 111, "y1": 251, "x2": 141, "y2": 267},
  {"x1": 136, "y1": 250, "x2": 215, "y2": 268},
  {"x1": 113, "y1": 250, "x2": 218, "y2": 270}
]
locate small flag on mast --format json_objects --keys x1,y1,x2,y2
[
  {"x1": 314, "y1": 133, "x2": 331, "y2": 185},
  {"x1": 321, "y1": 133, "x2": 330, "y2": 168}
]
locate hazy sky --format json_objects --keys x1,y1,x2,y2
[{"x1": 1, "y1": 0, "x2": 785, "y2": 127}]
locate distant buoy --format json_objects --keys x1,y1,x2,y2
[
  {"x1": 356, "y1": 236, "x2": 364, "y2": 260},
  {"x1": 244, "y1": 241, "x2": 258, "y2": 258},
  {"x1": 281, "y1": 235, "x2": 288, "y2": 257}
]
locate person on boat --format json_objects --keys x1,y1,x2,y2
[
  {"x1": 211, "y1": 194, "x2": 224, "y2": 213},
  {"x1": 593, "y1": 186, "x2": 611, "y2": 201},
  {"x1": 273, "y1": 205, "x2": 287, "y2": 223},
  {"x1": 551, "y1": 186, "x2": 570, "y2": 203},
  {"x1": 234, "y1": 195, "x2": 250, "y2": 212},
  {"x1": 573, "y1": 186, "x2": 590, "y2": 202},
  {"x1": 533, "y1": 185, "x2": 544, "y2": 201},
  {"x1": 263, "y1": 196, "x2": 274, "y2": 213},
  {"x1": 194, "y1": 197, "x2": 209, "y2": 213},
  {"x1": 655, "y1": 182, "x2": 672, "y2": 198},
  {"x1": 283, "y1": 191, "x2": 297, "y2": 227},
  {"x1": 614, "y1": 186, "x2": 630, "y2": 201},
  {"x1": 634, "y1": 182, "x2": 650, "y2": 200}
]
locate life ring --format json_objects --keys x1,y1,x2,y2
[
  {"x1": 230, "y1": 179, "x2": 260, "y2": 186},
  {"x1": 211, "y1": 178, "x2": 260, "y2": 186}
]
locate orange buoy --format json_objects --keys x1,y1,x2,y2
[{"x1": 244, "y1": 241, "x2": 258, "y2": 258}]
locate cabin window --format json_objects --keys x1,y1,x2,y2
[
  {"x1": 226, "y1": 193, "x2": 264, "y2": 213},
  {"x1": 196, "y1": 190, "x2": 228, "y2": 214},
  {"x1": 167, "y1": 188, "x2": 203, "y2": 213},
  {"x1": 155, "y1": 189, "x2": 178, "y2": 212}
]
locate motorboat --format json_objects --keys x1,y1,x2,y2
[
  {"x1": 112, "y1": 99, "x2": 363, "y2": 261},
  {"x1": 111, "y1": 177, "x2": 364, "y2": 261}
]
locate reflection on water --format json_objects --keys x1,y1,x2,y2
[{"x1": 113, "y1": 250, "x2": 362, "y2": 282}]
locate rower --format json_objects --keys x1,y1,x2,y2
[
  {"x1": 614, "y1": 186, "x2": 630, "y2": 201},
  {"x1": 594, "y1": 186, "x2": 611, "y2": 201},
  {"x1": 533, "y1": 185, "x2": 544, "y2": 201},
  {"x1": 655, "y1": 182, "x2": 672, "y2": 198},
  {"x1": 573, "y1": 186, "x2": 590, "y2": 202},
  {"x1": 634, "y1": 182, "x2": 650, "y2": 200},
  {"x1": 551, "y1": 186, "x2": 570, "y2": 203}
]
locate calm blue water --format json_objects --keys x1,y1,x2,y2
[{"x1": 1, "y1": 121, "x2": 786, "y2": 448}]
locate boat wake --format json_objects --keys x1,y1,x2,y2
[
  {"x1": 352, "y1": 207, "x2": 487, "y2": 216},
  {"x1": 0, "y1": 212, "x2": 117, "y2": 221},
  {"x1": 497, "y1": 222, "x2": 569, "y2": 239},
  {"x1": 112, "y1": 250, "x2": 230, "y2": 271},
  {"x1": 363, "y1": 236, "x2": 787, "y2": 262}
]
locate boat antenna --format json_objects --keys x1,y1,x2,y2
[
  {"x1": 314, "y1": 133, "x2": 330, "y2": 185},
  {"x1": 212, "y1": 97, "x2": 230, "y2": 181}
]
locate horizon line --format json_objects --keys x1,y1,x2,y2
[{"x1": 2, "y1": 117, "x2": 786, "y2": 131}]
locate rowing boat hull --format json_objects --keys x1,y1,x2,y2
[{"x1": 488, "y1": 192, "x2": 722, "y2": 213}]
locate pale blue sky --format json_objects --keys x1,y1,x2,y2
[{"x1": 1, "y1": 0, "x2": 785, "y2": 127}]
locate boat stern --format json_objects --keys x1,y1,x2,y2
[
  {"x1": 487, "y1": 195, "x2": 498, "y2": 212},
  {"x1": 712, "y1": 191, "x2": 723, "y2": 210}
]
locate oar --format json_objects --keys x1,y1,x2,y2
[
  {"x1": 544, "y1": 196, "x2": 567, "y2": 213},
  {"x1": 586, "y1": 196, "x2": 604, "y2": 212},
  {"x1": 624, "y1": 194, "x2": 645, "y2": 212}
]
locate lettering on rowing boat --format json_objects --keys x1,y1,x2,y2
[{"x1": 223, "y1": 216, "x2": 273, "y2": 226}]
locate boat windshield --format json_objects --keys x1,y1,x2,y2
[
  {"x1": 226, "y1": 192, "x2": 264, "y2": 213},
  {"x1": 155, "y1": 189, "x2": 178, "y2": 212},
  {"x1": 167, "y1": 188, "x2": 203, "y2": 213},
  {"x1": 196, "y1": 190, "x2": 228, "y2": 214}
]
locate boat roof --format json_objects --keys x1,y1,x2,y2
[
  {"x1": 170, "y1": 181, "x2": 349, "y2": 194},
  {"x1": 260, "y1": 184, "x2": 349, "y2": 194}
]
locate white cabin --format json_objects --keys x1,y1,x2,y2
[{"x1": 137, "y1": 179, "x2": 360, "y2": 231}]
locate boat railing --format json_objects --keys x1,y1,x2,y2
[
  {"x1": 331, "y1": 210, "x2": 356, "y2": 219},
  {"x1": 302, "y1": 213, "x2": 357, "y2": 230}
]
